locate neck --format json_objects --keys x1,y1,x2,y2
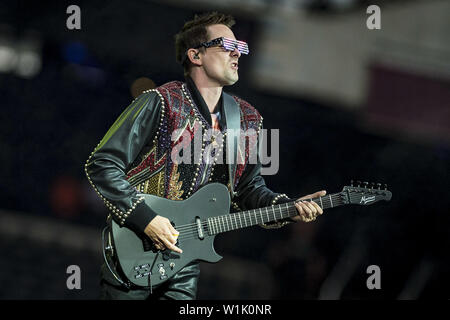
[
  {"x1": 207, "y1": 192, "x2": 344, "y2": 235},
  {"x1": 189, "y1": 72, "x2": 223, "y2": 113}
]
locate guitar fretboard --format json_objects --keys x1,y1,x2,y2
[{"x1": 207, "y1": 193, "x2": 344, "y2": 235}]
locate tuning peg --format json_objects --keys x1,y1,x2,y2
[
  {"x1": 384, "y1": 184, "x2": 388, "y2": 190},
  {"x1": 377, "y1": 183, "x2": 381, "y2": 190},
  {"x1": 350, "y1": 180, "x2": 354, "y2": 187},
  {"x1": 363, "y1": 181, "x2": 369, "y2": 188},
  {"x1": 357, "y1": 180, "x2": 361, "y2": 187}
]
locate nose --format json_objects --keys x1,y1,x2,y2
[{"x1": 231, "y1": 46, "x2": 241, "y2": 58}]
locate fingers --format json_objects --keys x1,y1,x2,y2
[
  {"x1": 168, "y1": 224, "x2": 180, "y2": 241},
  {"x1": 296, "y1": 200, "x2": 323, "y2": 215},
  {"x1": 161, "y1": 237, "x2": 183, "y2": 254},
  {"x1": 299, "y1": 190, "x2": 326, "y2": 200},
  {"x1": 167, "y1": 224, "x2": 181, "y2": 252},
  {"x1": 158, "y1": 225, "x2": 182, "y2": 253},
  {"x1": 294, "y1": 199, "x2": 323, "y2": 222},
  {"x1": 306, "y1": 200, "x2": 323, "y2": 215},
  {"x1": 293, "y1": 189, "x2": 326, "y2": 222},
  {"x1": 144, "y1": 216, "x2": 182, "y2": 253},
  {"x1": 154, "y1": 234, "x2": 182, "y2": 253},
  {"x1": 153, "y1": 241, "x2": 164, "y2": 250},
  {"x1": 316, "y1": 190, "x2": 327, "y2": 197}
]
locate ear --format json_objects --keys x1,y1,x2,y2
[{"x1": 186, "y1": 49, "x2": 202, "y2": 66}]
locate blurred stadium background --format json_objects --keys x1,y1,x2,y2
[{"x1": 0, "y1": 0, "x2": 449, "y2": 299}]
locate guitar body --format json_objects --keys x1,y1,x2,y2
[{"x1": 111, "y1": 183, "x2": 230, "y2": 287}]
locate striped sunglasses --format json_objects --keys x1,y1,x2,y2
[{"x1": 194, "y1": 37, "x2": 249, "y2": 55}]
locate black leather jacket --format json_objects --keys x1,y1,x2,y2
[{"x1": 85, "y1": 77, "x2": 292, "y2": 235}]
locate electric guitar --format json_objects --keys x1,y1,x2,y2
[{"x1": 110, "y1": 181, "x2": 392, "y2": 288}]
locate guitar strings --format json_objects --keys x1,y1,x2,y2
[
  {"x1": 175, "y1": 192, "x2": 378, "y2": 242},
  {"x1": 173, "y1": 193, "x2": 347, "y2": 237},
  {"x1": 159, "y1": 190, "x2": 384, "y2": 237},
  {"x1": 173, "y1": 193, "x2": 345, "y2": 233},
  {"x1": 173, "y1": 193, "x2": 366, "y2": 242},
  {"x1": 175, "y1": 191, "x2": 369, "y2": 240}
]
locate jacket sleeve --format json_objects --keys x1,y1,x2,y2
[
  {"x1": 232, "y1": 121, "x2": 294, "y2": 228},
  {"x1": 84, "y1": 90, "x2": 164, "y2": 235}
]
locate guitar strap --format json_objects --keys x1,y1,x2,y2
[{"x1": 222, "y1": 92, "x2": 241, "y2": 199}]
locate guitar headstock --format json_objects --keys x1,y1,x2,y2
[{"x1": 341, "y1": 180, "x2": 392, "y2": 205}]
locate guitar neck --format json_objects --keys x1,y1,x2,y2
[{"x1": 207, "y1": 192, "x2": 345, "y2": 235}]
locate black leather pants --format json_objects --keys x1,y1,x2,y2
[{"x1": 99, "y1": 244, "x2": 200, "y2": 300}]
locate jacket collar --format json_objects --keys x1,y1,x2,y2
[{"x1": 185, "y1": 76, "x2": 226, "y2": 129}]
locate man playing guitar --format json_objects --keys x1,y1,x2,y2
[{"x1": 85, "y1": 11, "x2": 325, "y2": 300}]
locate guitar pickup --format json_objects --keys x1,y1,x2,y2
[{"x1": 195, "y1": 217, "x2": 204, "y2": 239}]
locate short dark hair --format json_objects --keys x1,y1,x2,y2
[{"x1": 175, "y1": 12, "x2": 235, "y2": 76}]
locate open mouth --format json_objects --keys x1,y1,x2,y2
[{"x1": 231, "y1": 62, "x2": 239, "y2": 70}]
